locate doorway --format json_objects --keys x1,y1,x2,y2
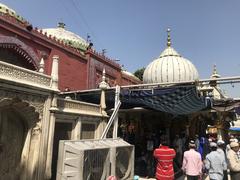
[
  {"x1": 51, "y1": 121, "x2": 73, "y2": 180},
  {"x1": 0, "y1": 108, "x2": 26, "y2": 180}
]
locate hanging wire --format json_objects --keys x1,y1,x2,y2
[{"x1": 67, "y1": 0, "x2": 105, "y2": 48}]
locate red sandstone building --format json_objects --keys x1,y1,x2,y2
[{"x1": 0, "y1": 4, "x2": 141, "y2": 92}]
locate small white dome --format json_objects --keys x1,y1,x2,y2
[
  {"x1": 0, "y1": 3, "x2": 16, "y2": 14},
  {"x1": 0, "y1": 3, "x2": 25, "y2": 22},
  {"x1": 41, "y1": 23, "x2": 89, "y2": 51},
  {"x1": 143, "y1": 29, "x2": 199, "y2": 84},
  {"x1": 122, "y1": 70, "x2": 140, "y2": 81}
]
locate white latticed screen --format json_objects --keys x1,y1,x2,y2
[
  {"x1": 115, "y1": 146, "x2": 134, "y2": 179},
  {"x1": 83, "y1": 149, "x2": 109, "y2": 180},
  {"x1": 56, "y1": 139, "x2": 134, "y2": 180},
  {"x1": 56, "y1": 141, "x2": 110, "y2": 180}
]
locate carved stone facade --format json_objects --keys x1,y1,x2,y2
[{"x1": 0, "y1": 59, "x2": 108, "y2": 180}]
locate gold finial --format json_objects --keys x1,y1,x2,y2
[{"x1": 167, "y1": 28, "x2": 171, "y2": 47}]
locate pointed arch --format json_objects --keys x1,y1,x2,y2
[
  {"x1": 0, "y1": 97, "x2": 40, "y2": 179},
  {"x1": 0, "y1": 35, "x2": 39, "y2": 70}
]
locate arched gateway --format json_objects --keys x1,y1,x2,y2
[{"x1": 0, "y1": 98, "x2": 39, "y2": 179}]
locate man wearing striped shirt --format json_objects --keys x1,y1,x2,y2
[{"x1": 153, "y1": 136, "x2": 176, "y2": 180}]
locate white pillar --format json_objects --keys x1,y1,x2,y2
[
  {"x1": 51, "y1": 55, "x2": 59, "y2": 91},
  {"x1": 39, "y1": 58, "x2": 45, "y2": 73}
]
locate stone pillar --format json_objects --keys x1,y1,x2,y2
[
  {"x1": 36, "y1": 97, "x2": 52, "y2": 180},
  {"x1": 44, "y1": 95, "x2": 59, "y2": 179},
  {"x1": 41, "y1": 55, "x2": 60, "y2": 179},
  {"x1": 73, "y1": 117, "x2": 81, "y2": 140},
  {"x1": 51, "y1": 55, "x2": 59, "y2": 91},
  {"x1": 39, "y1": 58, "x2": 45, "y2": 73}
]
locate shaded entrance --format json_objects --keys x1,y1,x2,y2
[
  {"x1": 0, "y1": 97, "x2": 39, "y2": 179},
  {"x1": 0, "y1": 108, "x2": 26, "y2": 179},
  {"x1": 51, "y1": 122, "x2": 73, "y2": 180}
]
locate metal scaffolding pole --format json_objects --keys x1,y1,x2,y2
[{"x1": 100, "y1": 85, "x2": 121, "y2": 139}]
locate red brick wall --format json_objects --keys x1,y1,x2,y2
[{"x1": 0, "y1": 15, "x2": 142, "y2": 92}]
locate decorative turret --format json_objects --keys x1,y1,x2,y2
[
  {"x1": 99, "y1": 69, "x2": 109, "y2": 115},
  {"x1": 211, "y1": 64, "x2": 221, "y2": 79},
  {"x1": 209, "y1": 64, "x2": 226, "y2": 99}
]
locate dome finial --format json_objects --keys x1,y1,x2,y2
[
  {"x1": 213, "y1": 64, "x2": 217, "y2": 74},
  {"x1": 58, "y1": 22, "x2": 65, "y2": 29},
  {"x1": 167, "y1": 28, "x2": 171, "y2": 47}
]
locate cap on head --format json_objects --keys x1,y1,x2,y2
[
  {"x1": 210, "y1": 142, "x2": 217, "y2": 148},
  {"x1": 189, "y1": 140, "x2": 196, "y2": 147},
  {"x1": 230, "y1": 142, "x2": 239, "y2": 148},
  {"x1": 230, "y1": 138, "x2": 238, "y2": 143},
  {"x1": 217, "y1": 140, "x2": 225, "y2": 145}
]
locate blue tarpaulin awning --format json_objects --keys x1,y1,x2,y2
[
  {"x1": 69, "y1": 85, "x2": 210, "y2": 115},
  {"x1": 120, "y1": 86, "x2": 208, "y2": 115},
  {"x1": 229, "y1": 127, "x2": 240, "y2": 131}
]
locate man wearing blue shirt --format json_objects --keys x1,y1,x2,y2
[{"x1": 205, "y1": 142, "x2": 227, "y2": 180}]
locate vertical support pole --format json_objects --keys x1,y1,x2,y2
[
  {"x1": 110, "y1": 147, "x2": 116, "y2": 177},
  {"x1": 113, "y1": 85, "x2": 120, "y2": 138}
]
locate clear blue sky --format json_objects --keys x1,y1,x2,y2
[{"x1": 1, "y1": 0, "x2": 240, "y2": 97}]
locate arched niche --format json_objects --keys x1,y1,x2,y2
[
  {"x1": 0, "y1": 35, "x2": 39, "y2": 71},
  {"x1": 0, "y1": 97, "x2": 39, "y2": 179}
]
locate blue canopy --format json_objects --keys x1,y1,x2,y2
[
  {"x1": 121, "y1": 86, "x2": 209, "y2": 115},
  {"x1": 229, "y1": 127, "x2": 240, "y2": 131},
  {"x1": 64, "y1": 85, "x2": 211, "y2": 115}
]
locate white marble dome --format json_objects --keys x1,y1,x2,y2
[
  {"x1": 143, "y1": 30, "x2": 199, "y2": 84},
  {"x1": 41, "y1": 23, "x2": 89, "y2": 51},
  {"x1": 0, "y1": 3, "x2": 25, "y2": 22},
  {"x1": 0, "y1": 3, "x2": 16, "y2": 14}
]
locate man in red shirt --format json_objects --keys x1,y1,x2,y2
[{"x1": 153, "y1": 136, "x2": 176, "y2": 180}]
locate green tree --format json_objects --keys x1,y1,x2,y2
[{"x1": 133, "y1": 67, "x2": 145, "y2": 81}]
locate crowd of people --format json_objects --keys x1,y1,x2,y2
[{"x1": 153, "y1": 134, "x2": 240, "y2": 180}]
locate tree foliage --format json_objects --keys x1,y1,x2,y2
[{"x1": 133, "y1": 67, "x2": 145, "y2": 81}]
